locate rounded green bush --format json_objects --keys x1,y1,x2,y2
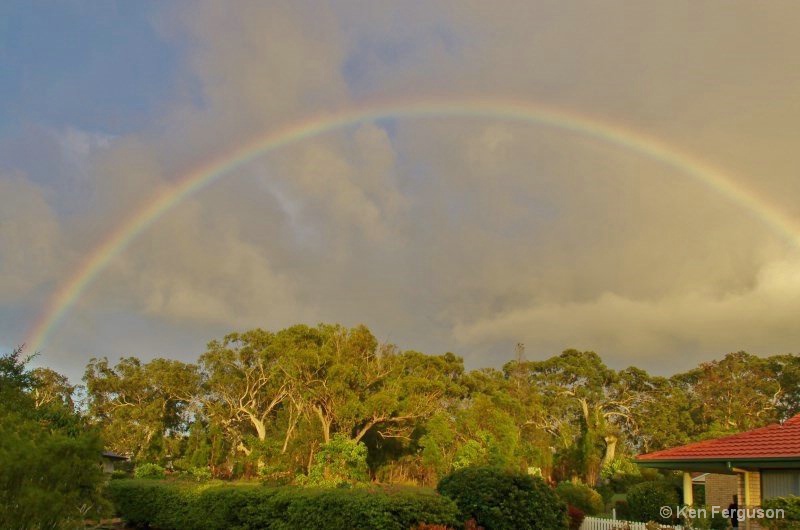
[
  {"x1": 133, "y1": 462, "x2": 166, "y2": 479},
  {"x1": 188, "y1": 466, "x2": 212, "y2": 482},
  {"x1": 555, "y1": 481, "x2": 604, "y2": 515},
  {"x1": 626, "y1": 480, "x2": 680, "y2": 524},
  {"x1": 437, "y1": 466, "x2": 568, "y2": 530}
]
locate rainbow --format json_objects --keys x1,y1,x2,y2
[{"x1": 24, "y1": 97, "x2": 800, "y2": 353}]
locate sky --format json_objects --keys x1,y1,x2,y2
[{"x1": 2, "y1": 1, "x2": 800, "y2": 382}]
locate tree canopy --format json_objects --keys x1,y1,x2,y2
[{"x1": 14, "y1": 323, "x2": 797, "y2": 489}]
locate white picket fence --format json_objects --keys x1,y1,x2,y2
[{"x1": 580, "y1": 516, "x2": 683, "y2": 530}]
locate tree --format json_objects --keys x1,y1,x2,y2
[
  {"x1": 84, "y1": 356, "x2": 199, "y2": 459},
  {"x1": 1, "y1": 347, "x2": 106, "y2": 529},
  {"x1": 199, "y1": 328, "x2": 296, "y2": 468},
  {"x1": 617, "y1": 368, "x2": 694, "y2": 453},
  {"x1": 524, "y1": 350, "x2": 628, "y2": 484},
  {"x1": 31, "y1": 367, "x2": 76, "y2": 410},
  {"x1": 768, "y1": 353, "x2": 800, "y2": 420},
  {"x1": 284, "y1": 325, "x2": 461, "y2": 445},
  {"x1": 674, "y1": 351, "x2": 783, "y2": 436}
]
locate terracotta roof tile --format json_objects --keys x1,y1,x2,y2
[{"x1": 637, "y1": 414, "x2": 800, "y2": 461}]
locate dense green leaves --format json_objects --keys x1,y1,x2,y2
[
  {"x1": 9, "y1": 324, "x2": 800, "y2": 529},
  {"x1": 107, "y1": 479, "x2": 460, "y2": 530},
  {"x1": 0, "y1": 348, "x2": 106, "y2": 530},
  {"x1": 626, "y1": 481, "x2": 680, "y2": 524},
  {"x1": 299, "y1": 434, "x2": 369, "y2": 487},
  {"x1": 84, "y1": 356, "x2": 199, "y2": 460},
  {"x1": 134, "y1": 462, "x2": 166, "y2": 479},
  {"x1": 555, "y1": 481, "x2": 604, "y2": 515},
  {"x1": 83, "y1": 328, "x2": 800, "y2": 487},
  {"x1": 24, "y1": 324, "x2": 800, "y2": 492},
  {"x1": 760, "y1": 496, "x2": 800, "y2": 530},
  {"x1": 437, "y1": 466, "x2": 568, "y2": 530}
]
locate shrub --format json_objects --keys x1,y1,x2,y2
[
  {"x1": 437, "y1": 466, "x2": 568, "y2": 530},
  {"x1": 601, "y1": 457, "x2": 645, "y2": 495},
  {"x1": 133, "y1": 462, "x2": 166, "y2": 479},
  {"x1": 614, "y1": 499, "x2": 630, "y2": 520},
  {"x1": 760, "y1": 496, "x2": 800, "y2": 530},
  {"x1": 110, "y1": 469, "x2": 130, "y2": 480},
  {"x1": 567, "y1": 505, "x2": 586, "y2": 530},
  {"x1": 188, "y1": 466, "x2": 212, "y2": 482},
  {"x1": 626, "y1": 481, "x2": 680, "y2": 525},
  {"x1": 107, "y1": 479, "x2": 459, "y2": 530},
  {"x1": 297, "y1": 434, "x2": 369, "y2": 487},
  {"x1": 556, "y1": 482, "x2": 604, "y2": 515}
]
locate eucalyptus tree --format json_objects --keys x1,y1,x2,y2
[
  {"x1": 30, "y1": 367, "x2": 75, "y2": 410},
  {"x1": 772, "y1": 353, "x2": 800, "y2": 419},
  {"x1": 523, "y1": 350, "x2": 640, "y2": 484},
  {"x1": 673, "y1": 351, "x2": 783, "y2": 435},
  {"x1": 281, "y1": 324, "x2": 461, "y2": 445},
  {"x1": 84, "y1": 356, "x2": 200, "y2": 459},
  {"x1": 198, "y1": 329, "x2": 292, "y2": 458}
]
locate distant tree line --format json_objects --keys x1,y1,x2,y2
[{"x1": 35, "y1": 323, "x2": 800, "y2": 486}]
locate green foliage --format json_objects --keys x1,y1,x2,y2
[
  {"x1": 419, "y1": 393, "x2": 521, "y2": 482},
  {"x1": 84, "y1": 356, "x2": 199, "y2": 460},
  {"x1": 761, "y1": 496, "x2": 800, "y2": 530},
  {"x1": 298, "y1": 434, "x2": 369, "y2": 487},
  {"x1": 107, "y1": 479, "x2": 460, "y2": 530},
  {"x1": 106, "y1": 480, "x2": 199, "y2": 529},
  {"x1": 134, "y1": 462, "x2": 166, "y2": 479},
  {"x1": 17, "y1": 323, "x2": 800, "y2": 505},
  {"x1": 555, "y1": 481, "x2": 604, "y2": 515},
  {"x1": 601, "y1": 456, "x2": 641, "y2": 481},
  {"x1": 437, "y1": 466, "x2": 568, "y2": 530},
  {"x1": 189, "y1": 466, "x2": 212, "y2": 481},
  {"x1": 599, "y1": 457, "x2": 646, "y2": 501},
  {"x1": 681, "y1": 506, "x2": 731, "y2": 530},
  {"x1": 626, "y1": 481, "x2": 680, "y2": 524},
  {"x1": 0, "y1": 348, "x2": 106, "y2": 530}
]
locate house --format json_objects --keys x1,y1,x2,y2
[
  {"x1": 635, "y1": 413, "x2": 800, "y2": 529},
  {"x1": 101, "y1": 451, "x2": 128, "y2": 474}
]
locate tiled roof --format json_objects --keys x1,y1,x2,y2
[{"x1": 637, "y1": 414, "x2": 800, "y2": 461}]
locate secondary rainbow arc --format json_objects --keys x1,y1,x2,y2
[{"x1": 24, "y1": 97, "x2": 800, "y2": 353}]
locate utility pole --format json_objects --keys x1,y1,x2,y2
[
  {"x1": 513, "y1": 342, "x2": 526, "y2": 390},
  {"x1": 515, "y1": 342, "x2": 526, "y2": 364}
]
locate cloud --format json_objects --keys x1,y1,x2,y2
[
  {"x1": 452, "y1": 256, "x2": 800, "y2": 366},
  {"x1": 0, "y1": 174, "x2": 63, "y2": 300},
  {"x1": 6, "y1": 1, "x2": 800, "y2": 380}
]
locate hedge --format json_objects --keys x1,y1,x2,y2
[
  {"x1": 106, "y1": 479, "x2": 460, "y2": 530},
  {"x1": 436, "y1": 467, "x2": 568, "y2": 530}
]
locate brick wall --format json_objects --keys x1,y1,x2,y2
[
  {"x1": 704, "y1": 472, "x2": 765, "y2": 529},
  {"x1": 738, "y1": 471, "x2": 762, "y2": 530},
  {"x1": 705, "y1": 473, "x2": 738, "y2": 509}
]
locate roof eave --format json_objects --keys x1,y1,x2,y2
[{"x1": 635, "y1": 456, "x2": 800, "y2": 473}]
